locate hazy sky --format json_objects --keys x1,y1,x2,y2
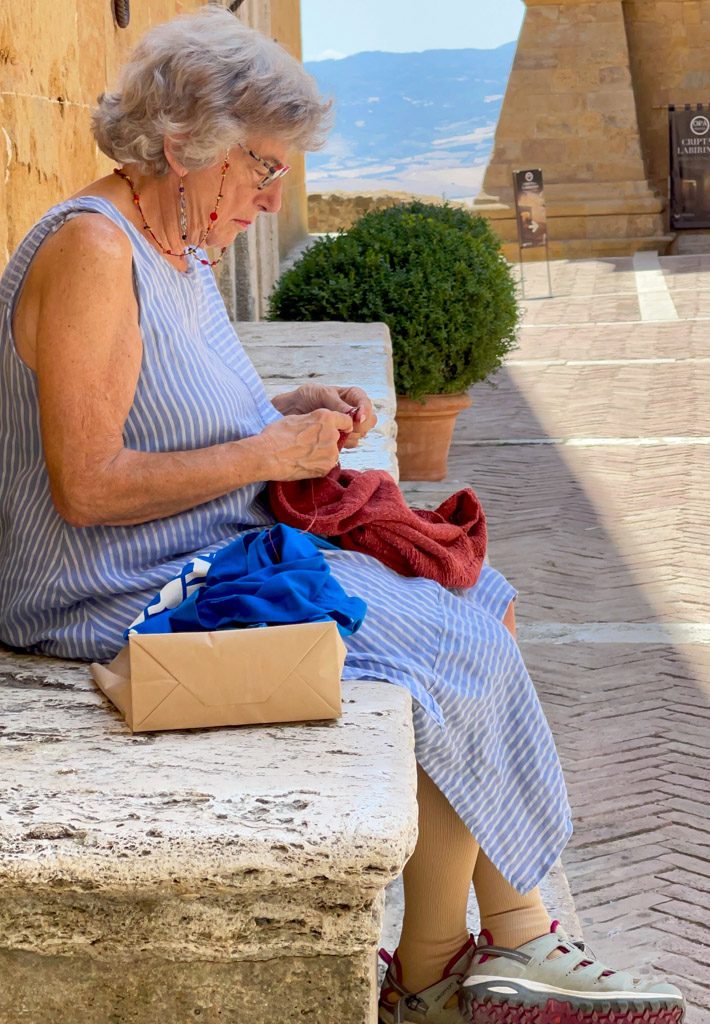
[{"x1": 301, "y1": 0, "x2": 525, "y2": 61}]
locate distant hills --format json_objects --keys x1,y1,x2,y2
[{"x1": 304, "y1": 43, "x2": 515, "y2": 200}]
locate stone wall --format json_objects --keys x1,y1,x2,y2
[
  {"x1": 0, "y1": 0, "x2": 310, "y2": 319},
  {"x1": 308, "y1": 189, "x2": 469, "y2": 233},
  {"x1": 623, "y1": 0, "x2": 710, "y2": 200},
  {"x1": 0, "y1": 0, "x2": 202, "y2": 268},
  {"x1": 473, "y1": 0, "x2": 670, "y2": 260}
]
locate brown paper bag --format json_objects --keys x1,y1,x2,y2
[{"x1": 90, "y1": 620, "x2": 345, "y2": 732}]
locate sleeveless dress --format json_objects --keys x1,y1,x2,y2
[{"x1": 0, "y1": 197, "x2": 572, "y2": 892}]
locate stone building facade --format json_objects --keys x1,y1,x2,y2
[
  {"x1": 475, "y1": 0, "x2": 710, "y2": 259},
  {"x1": 0, "y1": 0, "x2": 308, "y2": 316}
]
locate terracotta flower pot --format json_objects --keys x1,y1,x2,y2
[{"x1": 395, "y1": 392, "x2": 472, "y2": 482}]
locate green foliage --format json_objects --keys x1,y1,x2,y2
[{"x1": 268, "y1": 201, "x2": 520, "y2": 399}]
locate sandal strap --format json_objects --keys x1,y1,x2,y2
[{"x1": 479, "y1": 944, "x2": 533, "y2": 965}]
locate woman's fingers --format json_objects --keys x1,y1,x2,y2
[
  {"x1": 338, "y1": 387, "x2": 376, "y2": 435},
  {"x1": 259, "y1": 409, "x2": 354, "y2": 481}
]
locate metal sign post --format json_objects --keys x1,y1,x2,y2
[{"x1": 512, "y1": 168, "x2": 552, "y2": 298}]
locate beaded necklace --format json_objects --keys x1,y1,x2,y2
[{"x1": 113, "y1": 157, "x2": 231, "y2": 267}]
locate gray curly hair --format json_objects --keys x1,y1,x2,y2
[{"x1": 92, "y1": 5, "x2": 332, "y2": 176}]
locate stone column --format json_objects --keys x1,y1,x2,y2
[
  {"x1": 271, "y1": 0, "x2": 311, "y2": 260},
  {"x1": 213, "y1": 0, "x2": 282, "y2": 320},
  {"x1": 473, "y1": 0, "x2": 670, "y2": 259},
  {"x1": 623, "y1": 0, "x2": 710, "y2": 203}
]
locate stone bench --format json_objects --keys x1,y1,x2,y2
[
  {"x1": 0, "y1": 321, "x2": 579, "y2": 1023},
  {"x1": 0, "y1": 322, "x2": 418, "y2": 1024}
]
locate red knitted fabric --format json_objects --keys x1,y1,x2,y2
[{"x1": 268, "y1": 465, "x2": 487, "y2": 589}]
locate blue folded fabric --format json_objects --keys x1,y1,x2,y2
[{"x1": 128, "y1": 524, "x2": 366, "y2": 639}]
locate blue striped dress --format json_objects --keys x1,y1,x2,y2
[{"x1": 0, "y1": 196, "x2": 571, "y2": 892}]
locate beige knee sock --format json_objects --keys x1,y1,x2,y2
[
  {"x1": 394, "y1": 763, "x2": 479, "y2": 996},
  {"x1": 473, "y1": 848, "x2": 551, "y2": 950}
]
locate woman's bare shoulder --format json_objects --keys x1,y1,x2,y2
[
  {"x1": 38, "y1": 211, "x2": 133, "y2": 270},
  {"x1": 13, "y1": 211, "x2": 137, "y2": 371}
]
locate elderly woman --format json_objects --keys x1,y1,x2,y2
[{"x1": 0, "y1": 8, "x2": 684, "y2": 1024}]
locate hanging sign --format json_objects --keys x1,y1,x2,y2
[
  {"x1": 512, "y1": 168, "x2": 548, "y2": 249},
  {"x1": 669, "y1": 104, "x2": 710, "y2": 230}
]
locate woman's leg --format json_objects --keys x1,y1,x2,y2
[
  {"x1": 473, "y1": 849, "x2": 551, "y2": 949},
  {"x1": 394, "y1": 762, "x2": 480, "y2": 996},
  {"x1": 472, "y1": 598, "x2": 552, "y2": 947},
  {"x1": 385, "y1": 600, "x2": 553, "y2": 1005}
]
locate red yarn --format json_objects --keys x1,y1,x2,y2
[{"x1": 268, "y1": 443, "x2": 487, "y2": 589}]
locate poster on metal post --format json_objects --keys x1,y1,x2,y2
[
  {"x1": 512, "y1": 168, "x2": 548, "y2": 248},
  {"x1": 512, "y1": 168, "x2": 552, "y2": 297},
  {"x1": 669, "y1": 104, "x2": 710, "y2": 230}
]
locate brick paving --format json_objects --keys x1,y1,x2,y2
[{"x1": 401, "y1": 255, "x2": 710, "y2": 1022}]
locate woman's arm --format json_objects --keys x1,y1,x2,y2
[{"x1": 31, "y1": 216, "x2": 351, "y2": 528}]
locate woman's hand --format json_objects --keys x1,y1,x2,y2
[
  {"x1": 272, "y1": 384, "x2": 377, "y2": 449},
  {"x1": 255, "y1": 409, "x2": 355, "y2": 481}
]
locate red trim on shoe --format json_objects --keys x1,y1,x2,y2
[
  {"x1": 476, "y1": 928, "x2": 495, "y2": 965},
  {"x1": 443, "y1": 934, "x2": 477, "y2": 976},
  {"x1": 378, "y1": 948, "x2": 393, "y2": 967}
]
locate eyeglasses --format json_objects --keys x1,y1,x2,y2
[{"x1": 238, "y1": 143, "x2": 291, "y2": 190}]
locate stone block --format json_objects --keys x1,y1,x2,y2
[
  {"x1": 598, "y1": 64, "x2": 633, "y2": 87},
  {"x1": 525, "y1": 3, "x2": 560, "y2": 23},
  {"x1": 535, "y1": 93, "x2": 587, "y2": 114},
  {"x1": 575, "y1": 110, "x2": 606, "y2": 133},
  {"x1": 585, "y1": 214, "x2": 630, "y2": 239},
  {"x1": 551, "y1": 66, "x2": 600, "y2": 92},
  {"x1": 564, "y1": 135, "x2": 640, "y2": 164},
  {"x1": 496, "y1": 109, "x2": 540, "y2": 137},
  {"x1": 554, "y1": 42, "x2": 629, "y2": 68},
  {"x1": 521, "y1": 138, "x2": 567, "y2": 165},
  {"x1": 0, "y1": 947, "x2": 379, "y2": 1024},
  {"x1": 549, "y1": 215, "x2": 589, "y2": 238},
  {"x1": 0, "y1": 653, "x2": 416, "y2": 1023},
  {"x1": 534, "y1": 115, "x2": 577, "y2": 138},
  {"x1": 654, "y1": 0, "x2": 685, "y2": 21},
  {"x1": 513, "y1": 51, "x2": 560, "y2": 70},
  {"x1": 586, "y1": 89, "x2": 639, "y2": 118},
  {"x1": 683, "y1": 0, "x2": 702, "y2": 22},
  {"x1": 507, "y1": 69, "x2": 559, "y2": 94},
  {"x1": 591, "y1": 159, "x2": 652, "y2": 182},
  {"x1": 493, "y1": 140, "x2": 525, "y2": 163},
  {"x1": 680, "y1": 67, "x2": 710, "y2": 88}
]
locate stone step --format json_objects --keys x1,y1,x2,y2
[
  {"x1": 669, "y1": 230, "x2": 710, "y2": 255},
  {"x1": 500, "y1": 235, "x2": 674, "y2": 262}
]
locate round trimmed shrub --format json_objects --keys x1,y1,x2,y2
[{"x1": 268, "y1": 201, "x2": 520, "y2": 400}]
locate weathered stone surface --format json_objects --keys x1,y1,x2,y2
[
  {"x1": 0, "y1": 649, "x2": 416, "y2": 1022},
  {"x1": 0, "y1": 946, "x2": 379, "y2": 1023},
  {"x1": 239, "y1": 321, "x2": 399, "y2": 480},
  {"x1": 0, "y1": 0, "x2": 204, "y2": 266}
]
